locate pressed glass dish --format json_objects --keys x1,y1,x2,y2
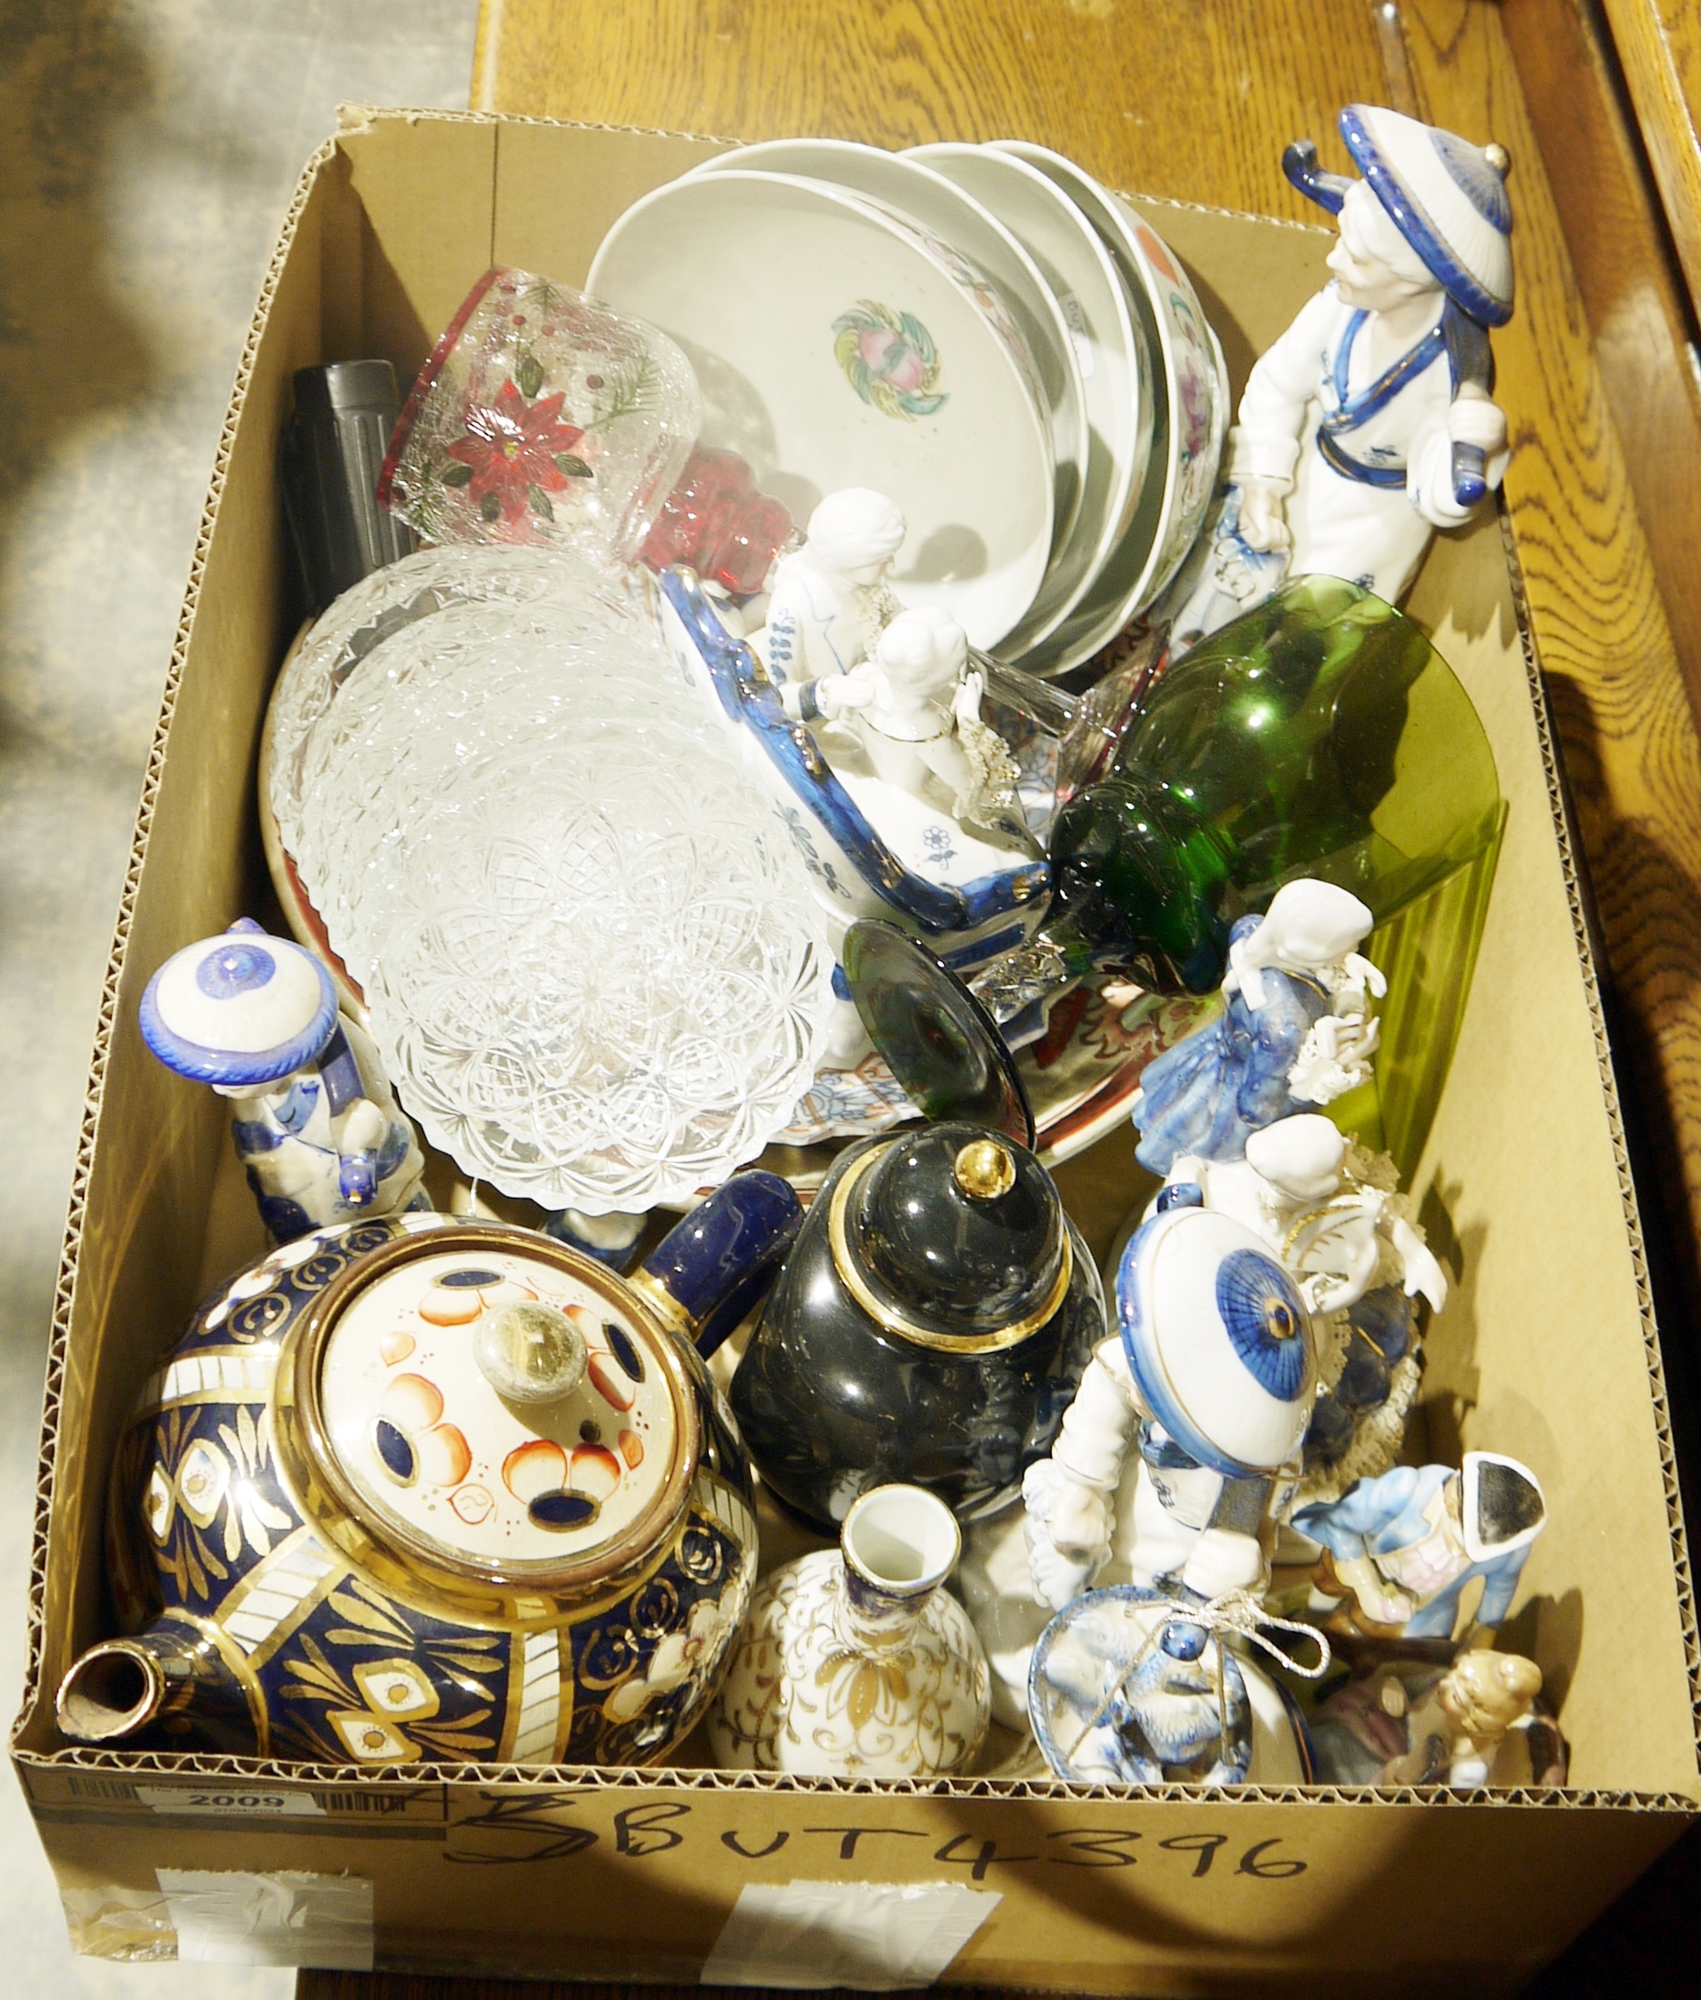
[{"x1": 267, "y1": 545, "x2": 834, "y2": 1212}]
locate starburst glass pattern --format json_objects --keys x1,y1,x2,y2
[{"x1": 269, "y1": 546, "x2": 833, "y2": 1211}]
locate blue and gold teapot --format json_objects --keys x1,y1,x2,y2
[{"x1": 56, "y1": 1178, "x2": 798, "y2": 1768}]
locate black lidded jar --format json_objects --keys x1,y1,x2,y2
[{"x1": 730, "y1": 1121, "x2": 1105, "y2": 1529}]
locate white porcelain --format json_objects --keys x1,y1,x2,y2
[
  {"x1": 906, "y1": 142, "x2": 1148, "y2": 662},
  {"x1": 1027, "y1": 1588, "x2": 1310, "y2": 1784},
  {"x1": 1017, "y1": 257, "x2": 1167, "y2": 673},
  {"x1": 590, "y1": 170, "x2": 1055, "y2": 649},
  {"x1": 706, "y1": 1484, "x2": 991, "y2": 1777},
  {"x1": 992, "y1": 144, "x2": 1224, "y2": 648},
  {"x1": 691, "y1": 139, "x2": 1088, "y2": 560}
]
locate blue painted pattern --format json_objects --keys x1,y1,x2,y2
[{"x1": 1214, "y1": 1247, "x2": 1310, "y2": 1401}]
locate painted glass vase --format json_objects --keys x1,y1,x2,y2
[{"x1": 707, "y1": 1485, "x2": 991, "y2": 1778}]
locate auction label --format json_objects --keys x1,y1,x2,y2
[{"x1": 136, "y1": 1785, "x2": 327, "y2": 1818}]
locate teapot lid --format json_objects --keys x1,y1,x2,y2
[
  {"x1": 832, "y1": 1120, "x2": 1070, "y2": 1351},
  {"x1": 283, "y1": 1225, "x2": 697, "y2": 1593},
  {"x1": 841, "y1": 920, "x2": 1033, "y2": 1146}
]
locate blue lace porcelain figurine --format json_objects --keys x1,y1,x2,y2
[
  {"x1": 1029, "y1": 1588, "x2": 1254, "y2": 1785},
  {"x1": 1131, "y1": 879, "x2": 1386, "y2": 1176},
  {"x1": 140, "y1": 919, "x2": 427, "y2": 1242}
]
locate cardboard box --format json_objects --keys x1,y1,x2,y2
[{"x1": 10, "y1": 110, "x2": 1699, "y2": 1995}]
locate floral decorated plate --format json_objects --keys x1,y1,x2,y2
[
  {"x1": 689, "y1": 139, "x2": 1089, "y2": 564},
  {"x1": 588, "y1": 169, "x2": 1055, "y2": 650},
  {"x1": 907, "y1": 142, "x2": 1148, "y2": 664},
  {"x1": 773, "y1": 976, "x2": 1214, "y2": 1161},
  {"x1": 991, "y1": 145, "x2": 1224, "y2": 655}
]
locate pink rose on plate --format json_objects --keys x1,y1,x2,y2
[{"x1": 858, "y1": 326, "x2": 927, "y2": 394}]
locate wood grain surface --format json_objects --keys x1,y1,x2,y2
[
  {"x1": 1502, "y1": 0, "x2": 1701, "y2": 722},
  {"x1": 1600, "y1": 0, "x2": 1701, "y2": 313},
  {"x1": 1388, "y1": 0, "x2": 1701, "y2": 1330},
  {"x1": 472, "y1": 0, "x2": 1397, "y2": 220},
  {"x1": 298, "y1": 5, "x2": 1701, "y2": 1995}
]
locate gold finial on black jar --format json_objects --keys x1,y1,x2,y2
[
  {"x1": 953, "y1": 1137, "x2": 1017, "y2": 1203},
  {"x1": 731, "y1": 1121, "x2": 1103, "y2": 1527}
]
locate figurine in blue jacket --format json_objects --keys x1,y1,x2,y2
[{"x1": 1292, "y1": 1451, "x2": 1545, "y2": 1642}]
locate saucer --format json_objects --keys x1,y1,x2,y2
[
  {"x1": 691, "y1": 139, "x2": 1088, "y2": 564},
  {"x1": 589, "y1": 168, "x2": 1055, "y2": 648},
  {"x1": 907, "y1": 142, "x2": 1148, "y2": 665}
]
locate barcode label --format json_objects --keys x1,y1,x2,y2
[{"x1": 136, "y1": 1785, "x2": 326, "y2": 1818}]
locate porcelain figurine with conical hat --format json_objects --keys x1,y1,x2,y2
[
  {"x1": 1164, "y1": 103, "x2": 1515, "y2": 649},
  {"x1": 140, "y1": 918, "x2": 427, "y2": 1242}
]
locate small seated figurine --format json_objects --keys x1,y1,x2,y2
[
  {"x1": 782, "y1": 606, "x2": 1020, "y2": 827},
  {"x1": 1165, "y1": 104, "x2": 1514, "y2": 649},
  {"x1": 756, "y1": 486, "x2": 906, "y2": 684},
  {"x1": 1309, "y1": 1649, "x2": 1549, "y2": 1787},
  {"x1": 1291, "y1": 1451, "x2": 1546, "y2": 1643},
  {"x1": 1131, "y1": 878, "x2": 1386, "y2": 1177},
  {"x1": 140, "y1": 919, "x2": 428, "y2": 1243}
]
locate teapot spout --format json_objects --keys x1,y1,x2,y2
[{"x1": 57, "y1": 1620, "x2": 260, "y2": 1754}]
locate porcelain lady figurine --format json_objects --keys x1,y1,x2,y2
[
  {"x1": 56, "y1": 1174, "x2": 802, "y2": 1766},
  {"x1": 1168, "y1": 1114, "x2": 1446, "y2": 1322},
  {"x1": 1131, "y1": 879, "x2": 1386, "y2": 1176},
  {"x1": 139, "y1": 919, "x2": 427, "y2": 1242},
  {"x1": 1309, "y1": 1649, "x2": 1549, "y2": 1786},
  {"x1": 1291, "y1": 1451, "x2": 1546, "y2": 1642},
  {"x1": 1166, "y1": 105, "x2": 1513, "y2": 647},
  {"x1": 707, "y1": 1484, "x2": 990, "y2": 1777},
  {"x1": 756, "y1": 487, "x2": 906, "y2": 684},
  {"x1": 783, "y1": 606, "x2": 1021, "y2": 827}
]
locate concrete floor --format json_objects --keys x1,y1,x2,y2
[{"x1": 0, "y1": 5, "x2": 478, "y2": 1989}]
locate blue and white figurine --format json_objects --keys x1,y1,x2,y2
[
  {"x1": 1029, "y1": 1589, "x2": 1253, "y2": 1786},
  {"x1": 1165, "y1": 104, "x2": 1514, "y2": 648},
  {"x1": 755, "y1": 487, "x2": 906, "y2": 686},
  {"x1": 1291, "y1": 1451, "x2": 1546, "y2": 1642},
  {"x1": 140, "y1": 920, "x2": 427, "y2": 1243},
  {"x1": 1024, "y1": 1202, "x2": 1319, "y2": 1616},
  {"x1": 1131, "y1": 879, "x2": 1386, "y2": 1177}
]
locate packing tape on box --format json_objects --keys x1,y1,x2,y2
[
  {"x1": 153, "y1": 1868, "x2": 374, "y2": 1969},
  {"x1": 699, "y1": 1879, "x2": 1000, "y2": 1990}
]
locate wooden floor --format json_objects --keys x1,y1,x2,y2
[{"x1": 305, "y1": 1, "x2": 1701, "y2": 1991}]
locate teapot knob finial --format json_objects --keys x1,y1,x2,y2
[
  {"x1": 953, "y1": 1138, "x2": 1016, "y2": 1203},
  {"x1": 474, "y1": 1301, "x2": 588, "y2": 1404}
]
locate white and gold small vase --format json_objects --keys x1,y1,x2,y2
[{"x1": 708, "y1": 1484, "x2": 991, "y2": 1777}]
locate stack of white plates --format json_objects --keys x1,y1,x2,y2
[{"x1": 587, "y1": 138, "x2": 1228, "y2": 676}]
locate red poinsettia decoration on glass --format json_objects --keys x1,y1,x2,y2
[{"x1": 445, "y1": 378, "x2": 592, "y2": 525}]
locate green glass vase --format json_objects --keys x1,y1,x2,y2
[
  {"x1": 1051, "y1": 576, "x2": 1499, "y2": 990},
  {"x1": 966, "y1": 577, "x2": 1500, "y2": 1022}
]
